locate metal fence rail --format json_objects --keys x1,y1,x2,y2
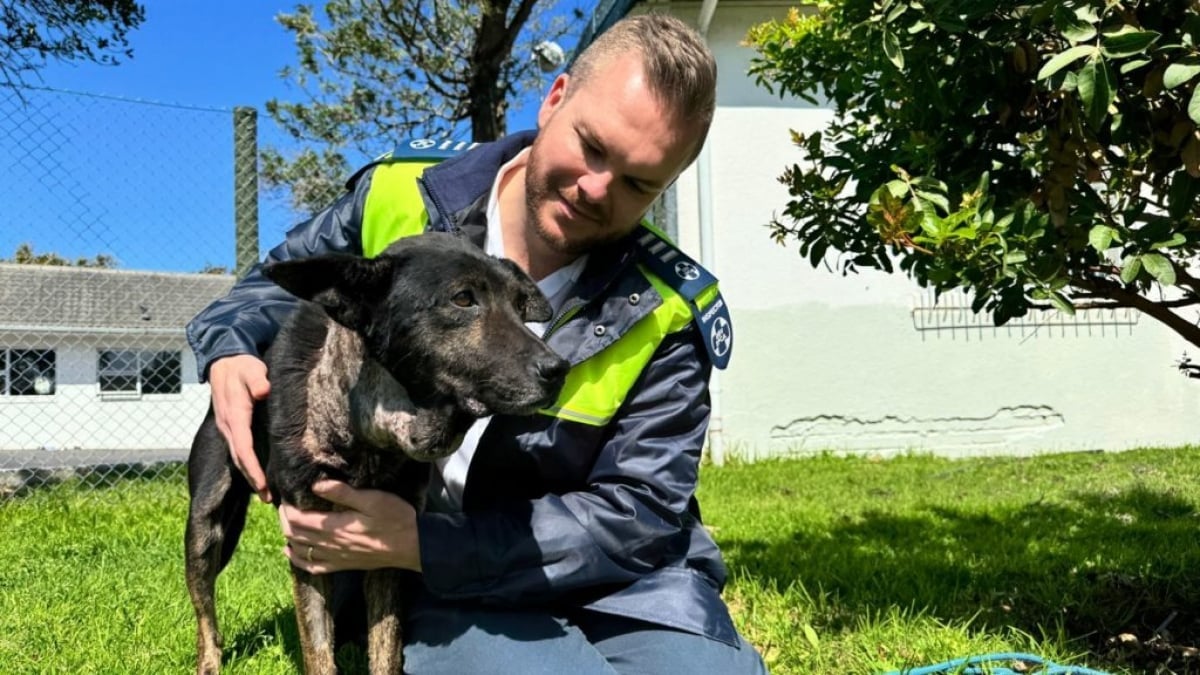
[{"x1": 0, "y1": 84, "x2": 261, "y2": 500}]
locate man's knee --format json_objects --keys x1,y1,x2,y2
[{"x1": 402, "y1": 602, "x2": 616, "y2": 675}]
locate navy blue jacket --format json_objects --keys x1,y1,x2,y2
[{"x1": 186, "y1": 131, "x2": 739, "y2": 645}]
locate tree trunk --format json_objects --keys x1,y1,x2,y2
[{"x1": 468, "y1": 0, "x2": 539, "y2": 142}]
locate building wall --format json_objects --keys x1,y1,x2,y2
[
  {"x1": 662, "y1": 1, "x2": 1200, "y2": 460},
  {"x1": 0, "y1": 335, "x2": 209, "y2": 452}
]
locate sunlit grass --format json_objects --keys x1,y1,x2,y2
[{"x1": 3, "y1": 447, "x2": 1199, "y2": 673}]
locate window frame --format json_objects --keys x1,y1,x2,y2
[
  {"x1": 0, "y1": 348, "x2": 58, "y2": 397},
  {"x1": 96, "y1": 348, "x2": 183, "y2": 398}
]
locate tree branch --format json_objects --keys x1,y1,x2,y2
[{"x1": 1073, "y1": 277, "x2": 1200, "y2": 348}]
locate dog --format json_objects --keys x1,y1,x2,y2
[{"x1": 184, "y1": 232, "x2": 569, "y2": 674}]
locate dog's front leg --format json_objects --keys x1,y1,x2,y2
[
  {"x1": 292, "y1": 567, "x2": 337, "y2": 675},
  {"x1": 364, "y1": 568, "x2": 404, "y2": 675}
]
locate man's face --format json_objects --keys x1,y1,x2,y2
[{"x1": 525, "y1": 54, "x2": 701, "y2": 256}]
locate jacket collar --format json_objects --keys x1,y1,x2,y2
[{"x1": 420, "y1": 130, "x2": 537, "y2": 234}]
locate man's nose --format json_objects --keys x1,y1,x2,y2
[{"x1": 577, "y1": 170, "x2": 613, "y2": 204}]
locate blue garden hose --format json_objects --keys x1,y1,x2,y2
[{"x1": 882, "y1": 651, "x2": 1112, "y2": 675}]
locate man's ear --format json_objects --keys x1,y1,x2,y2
[
  {"x1": 498, "y1": 258, "x2": 553, "y2": 322},
  {"x1": 263, "y1": 254, "x2": 395, "y2": 331},
  {"x1": 537, "y1": 73, "x2": 569, "y2": 129}
]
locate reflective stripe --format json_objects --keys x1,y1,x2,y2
[
  {"x1": 538, "y1": 264, "x2": 694, "y2": 426},
  {"x1": 361, "y1": 160, "x2": 436, "y2": 258}
]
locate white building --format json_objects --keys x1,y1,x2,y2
[
  {"x1": 585, "y1": 0, "x2": 1200, "y2": 461},
  {"x1": 0, "y1": 263, "x2": 232, "y2": 458}
]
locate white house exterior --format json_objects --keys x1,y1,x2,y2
[
  {"x1": 592, "y1": 0, "x2": 1200, "y2": 461},
  {"x1": 0, "y1": 263, "x2": 233, "y2": 459}
]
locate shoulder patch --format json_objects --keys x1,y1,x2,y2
[
  {"x1": 634, "y1": 226, "x2": 733, "y2": 369},
  {"x1": 388, "y1": 138, "x2": 479, "y2": 161},
  {"x1": 347, "y1": 138, "x2": 476, "y2": 190}
]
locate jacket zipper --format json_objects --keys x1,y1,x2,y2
[{"x1": 543, "y1": 298, "x2": 585, "y2": 340}]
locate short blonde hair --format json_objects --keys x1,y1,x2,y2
[{"x1": 569, "y1": 14, "x2": 717, "y2": 142}]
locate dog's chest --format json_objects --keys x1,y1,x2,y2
[
  {"x1": 288, "y1": 322, "x2": 431, "y2": 497},
  {"x1": 300, "y1": 324, "x2": 420, "y2": 453}
]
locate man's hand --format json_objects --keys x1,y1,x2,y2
[
  {"x1": 279, "y1": 480, "x2": 422, "y2": 575},
  {"x1": 210, "y1": 354, "x2": 272, "y2": 503}
]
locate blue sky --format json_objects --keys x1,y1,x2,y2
[{"x1": 0, "y1": 1, "x2": 563, "y2": 272}]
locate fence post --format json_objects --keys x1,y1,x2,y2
[{"x1": 233, "y1": 106, "x2": 259, "y2": 278}]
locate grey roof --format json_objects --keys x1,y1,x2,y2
[{"x1": 0, "y1": 263, "x2": 235, "y2": 332}]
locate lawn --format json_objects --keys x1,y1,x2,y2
[{"x1": 2, "y1": 447, "x2": 1199, "y2": 674}]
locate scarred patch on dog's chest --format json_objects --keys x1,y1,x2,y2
[{"x1": 301, "y1": 322, "x2": 429, "y2": 467}]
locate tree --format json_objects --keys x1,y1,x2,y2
[
  {"x1": 4, "y1": 242, "x2": 115, "y2": 267},
  {"x1": 197, "y1": 263, "x2": 231, "y2": 275},
  {"x1": 747, "y1": 0, "x2": 1200, "y2": 348},
  {"x1": 0, "y1": 0, "x2": 145, "y2": 88},
  {"x1": 261, "y1": 0, "x2": 581, "y2": 215}
]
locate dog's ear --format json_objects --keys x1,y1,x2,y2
[
  {"x1": 263, "y1": 254, "x2": 394, "y2": 330},
  {"x1": 498, "y1": 258, "x2": 554, "y2": 322}
]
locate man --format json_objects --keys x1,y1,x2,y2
[{"x1": 187, "y1": 13, "x2": 766, "y2": 674}]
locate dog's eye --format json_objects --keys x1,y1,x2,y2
[{"x1": 451, "y1": 290, "x2": 476, "y2": 308}]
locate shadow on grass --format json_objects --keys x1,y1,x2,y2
[
  {"x1": 222, "y1": 605, "x2": 370, "y2": 673},
  {"x1": 722, "y1": 484, "x2": 1200, "y2": 672}
]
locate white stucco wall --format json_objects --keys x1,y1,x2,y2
[
  {"x1": 0, "y1": 336, "x2": 210, "y2": 453},
  {"x1": 661, "y1": 1, "x2": 1200, "y2": 460}
]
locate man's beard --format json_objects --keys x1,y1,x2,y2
[{"x1": 524, "y1": 142, "x2": 623, "y2": 257}]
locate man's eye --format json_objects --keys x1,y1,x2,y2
[{"x1": 451, "y1": 290, "x2": 476, "y2": 307}]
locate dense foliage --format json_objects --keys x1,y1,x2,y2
[
  {"x1": 748, "y1": 0, "x2": 1200, "y2": 346},
  {"x1": 261, "y1": 0, "x2": 580, "y2": 215}
]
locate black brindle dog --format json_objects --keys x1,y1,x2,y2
[{"x1": 184, "y1": 232, "x2": 568, "y2": 674}]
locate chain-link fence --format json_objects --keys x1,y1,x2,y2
[{"x1": 0, "y1": 85, "x2": 265, "y2": 500}]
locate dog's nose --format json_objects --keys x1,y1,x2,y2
[{"x1": 533, "y1": 353, "x2": 569, "y2": 386}]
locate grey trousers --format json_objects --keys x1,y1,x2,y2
[{"x1": 400, "y1": 595, "x2": 769, "y2": 675}]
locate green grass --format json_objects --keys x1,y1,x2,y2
[{"x1": 2, "y1": 448, "x2": 1199, "y2": 674}]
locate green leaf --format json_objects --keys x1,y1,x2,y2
[
  {"x1": 1053, "y1": 4, "x2": 1097, "y2": 43},
  {"x1": 914, "y1": 189, "x2": 951, "y2": 213},
  {"x1": 1119, "y1": 58, "x2": 1152, "y2": 74},
  {"x1": 1120, "y1": 256, "x2": 1142, "y2": 284},
  {"x1": 1101, "y1": 29, "x2": 1160, "y2": 58},
  {"x1": 802, "y1": 623, "x2": 820, "y2": 649},
  {"x1": 1190, "y1": 84, "x2": 1200, "y2": 125},
  {"x1": 1037, "y1": 45, "x2": 1098, "y2": 80},
  {"x1": 918, "y1": 211, "x2": 943, "y2": 237},
  {"x1": 1003, "y1": 251, "x2": 1028, "y2": 264},
  {"x1": 1164, "y1": 58, "x2": 1200, "y2": 89},
  {"x1": 882, "y1": 29, "x2": 904, "y2": 69},
  {"x1": 1088, "y1": 224, "x2": 1117, "y2": 252},
  {"x1": 1050, "y1": 291, "x2": 1075, "y2": 315},
  {"x1": 1077, "y1": 56, "x2": 1115, "y2": 128},
  {"x1": 1168, "y1": 171, "x2": 1200, "y2": 219},
  {"x1": 1151, "y1": 233, "x2": 1187, "y2": 249},
  {"x1": 1141, "y1": 253, "x2": 1177, "y2": 285}
]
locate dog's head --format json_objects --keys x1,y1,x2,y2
[{"x1": 262, "y1": 232, "x2": 569, "y2": 418}]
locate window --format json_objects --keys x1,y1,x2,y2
[
  {"x1": 1, "y1": 349, "x2": 56, "y2": 396},
  {"x1": 98, "y1": 350, "x2": 181, "y2": 395}
]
